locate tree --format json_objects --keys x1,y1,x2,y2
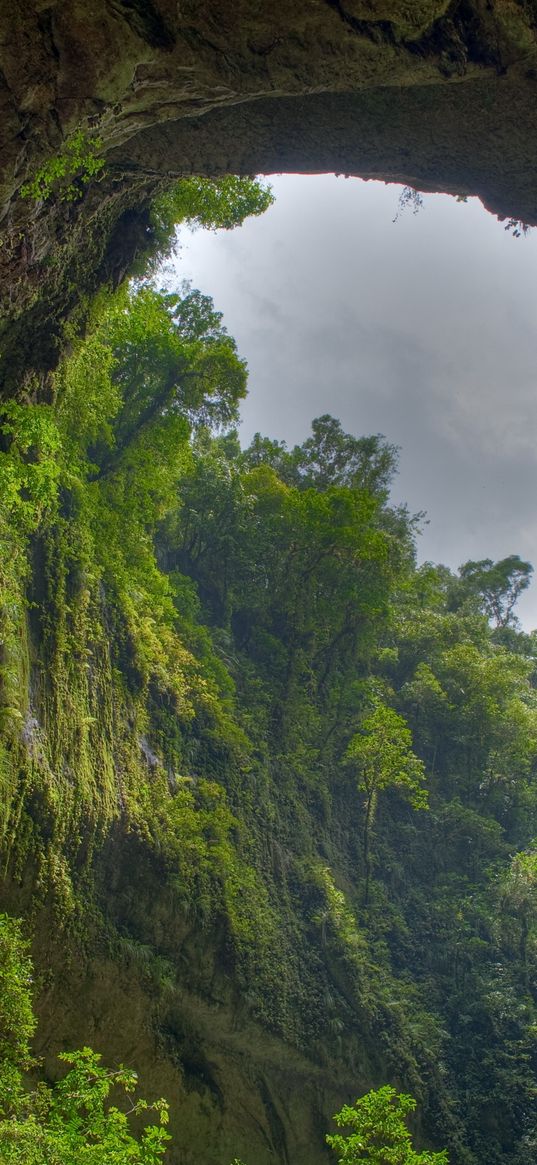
[
  {"x1": 153, "y1": 174, "x2": 273, "y2": 234},
  {"x1": 0, "y1": 1048, "x2": 170, "y2": 1164},
  {"x1": 0, "y1": 914, "x2": 170, "y2": 1164},
  {"x1": 142, "y1": 174, "x2": 274, "y2": 274},
  {"x1": 498, "y1": 849, "x2": 537, "y2": 978},
  {"x1": 244, "y1": 415, "x2": 399, "y2": 499},
  {"x1": 326, "y1": 1085, "x2": 448, "y2": 1165},
  {"x1": 0, "y1": 1049, "x2": 170, "y2": 1164},
  {"x1": 91, "y1": 283, "x2": 247, "y2": 481},
  {"x1": 422, "y1": 642, "x2": 537, "y2": 807},
  {"x1": 457, "y1": 556, "x2": 533, "y2": 629},
  {"x1": 345, "y1": 704, "x2": 427, "y2": 904},
  {"x1": 173, "y1": 448, "x2": 405, "y2": 735}
]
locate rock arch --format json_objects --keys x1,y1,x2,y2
[{"x1": 1, "y1": 1, "x2": 537, "y2": 383}]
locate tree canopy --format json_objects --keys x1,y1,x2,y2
[{"x1": 327, "y1": 1087, "x2": 448, "y2": 1165}]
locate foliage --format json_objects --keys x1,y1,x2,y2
[
  {"x1": 345, "y1": 703, "x2": 427, "y2": 902},
  {"x1": 143, "y1": 175, "x2": 273, "y2": 273},
  {"x1": 456, "y1": 555, "x2": 533, "y2": 628},
  {"x1": 0, "y1": 402, "x2": 61, "y2": 529},
  {"x1": 166, "y1": 418, "x2": 409, "y2": 728},
  {"x1": 497, "y1": 848, "x2": 537, "y2": 970},
  {"x1": 0, "y1": 916, "x2": 169, "y2": 1163},
  {"x1": 52, "y1": 282, "x2": 248, "y2": 722},
  {"x1": 0, "y1": 172, "x2": 272, "y2": 925},
  {"x1": 393, "y1": 187, "x2": 424, "y2": 222},
  {"x1": 503, "y1": 218, "x2": 532, "y2": 238},
  {"x1": 94, "y1": 283, "x2": 247, "y2": 449},
  {"x1": 21, "y1": 129, "x2": 105, "y2": 202},
  {"x1": 244, "y1": 414, "x2": 399, "y2": 498},
  {"x1": 346, "y1": 704, "x2": 427, "y2": 812},
  {"x1": 0, "y1": 915, "x2": 35, "y2": 1081},
  {"x1": 0, "y1": 1048, "x2": 170, "y2": 1164},
  {"x1": 153, "y1": 174, "x2": 273, "y2": 234},
  {"x1": 327, "y1": 1086, "x2": 448, "y2": 1165}
]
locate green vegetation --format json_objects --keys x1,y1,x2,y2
[
  {"x1": 0, "y1": 915, "x2": 169, "y2": 1163},
  {"x1": 1, "y1": 174, "x2": 537, "y2": 1163},
  {"x1": 146, "y1": 175, "x2": 274, "y2": 273},
  {"x1": 345, "y1": 703, "x2": 427, "y2": 905},
  {"x1": 0, "y1": 1047, "x2": 170, "y2": 1164},
  {"x1": 327, "y1": 1086, "x2": 448, "y2": 1165},
  {"x1": 21, "y1": 129, "x2": 105, "y2": 202}
]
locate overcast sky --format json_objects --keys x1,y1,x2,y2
[{"x1": 173, "y1": 174, "x2": 537, "y2": 629}]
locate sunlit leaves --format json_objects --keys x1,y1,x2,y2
[
  {"x1": 0, "y1": 1047, "x2": 170, "y2": 1164},
  {"x1": 0, "y1": 916, "x2": 169, "y2": 1164},
  {"x1": 142, "y1": 174, "x2": 274, "y2": 274},
  {"x1": 244, "y1": 414, "x2": 399, "y2": 498},
  {"x1": 326, "y1": 1086, "x2": 448, "y2": 1165},
  {"x1": 0, "y1": 403, "x2": 62, "y2": 529},
  {"x1": 346, "y1": 704, "x2": 427, "y2": 811},
  {"x1": 0, "y1": 916, "x2": 35, "y2": 1078}
]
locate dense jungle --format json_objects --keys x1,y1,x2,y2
[{"x1": 0, "y1": 169, "x2": 537, "y2": 1164}]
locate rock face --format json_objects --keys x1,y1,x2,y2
[
  {"x1": 1, "y1": 1, "x2": 537, "y2": 389},
  {"x1": 5, "y1": 862, "x2": 353, "y2": 1165}
]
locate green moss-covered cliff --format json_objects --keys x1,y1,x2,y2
[{"x1": 1, "y1": 270, "x2": 536, "y2": 1163}]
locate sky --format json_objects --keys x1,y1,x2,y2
[{"x1": 172, "y1": 174, "x2": 537, "y2": 629}]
